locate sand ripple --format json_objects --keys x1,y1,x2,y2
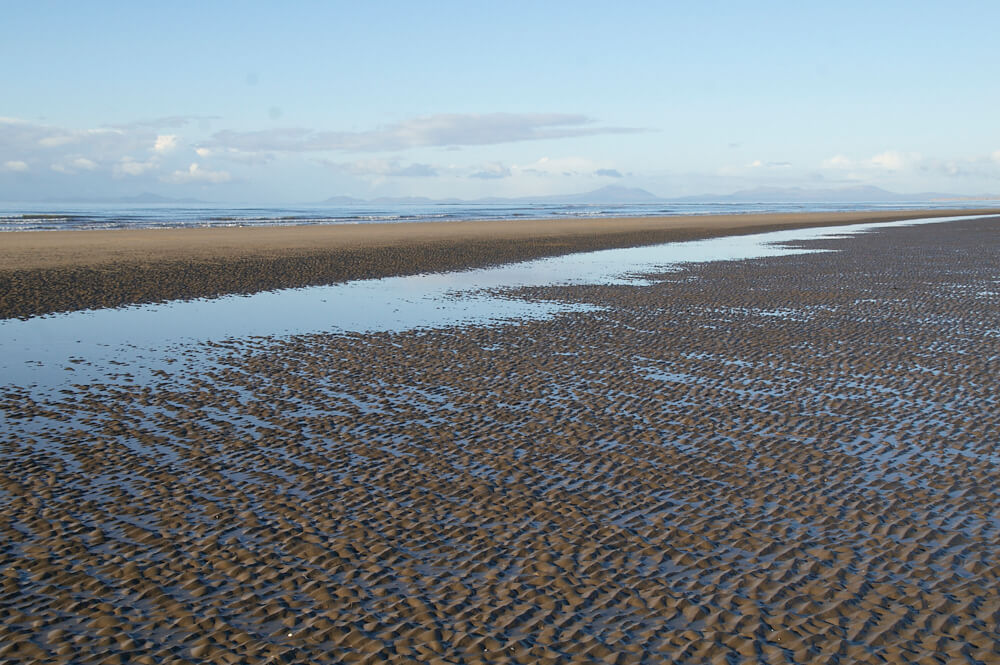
[{"x1": 2, "y1": 217, "x2": 998, "y2": 663}]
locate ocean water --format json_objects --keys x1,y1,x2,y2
[{"x1": 1, "y1": 200, "x2": 995, "y2": 231}]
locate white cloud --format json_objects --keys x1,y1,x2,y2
[
  {"x1": 153, "y1": 134, "x2": 178, "y2": 153},
  {"x1": 2, "y1": 119, "x2": 149, "y2": 171},
  {"x1": 813, "y1": 149, "x2": 1000, "y2": 186},
  {"x1": 923, "y1": 154, "x2": 1000, "y2": 180},
  {"x1": 514, "y1": 156, "x2": 605, "y2": 176},
  {"x1": 2, "y1": 160, "x2": 28, "y2": 172},
  {"x1": 39, "y1": 127, "x2": 122, "y2": 148},
  {"x1": 113, "y1": 158, "x2": 158, "y2": 177},
  {"x1": 162, "y1": 163, "x2": 231, "y2": 184},
  {"x1": 200, "y1": 113, "x2": 646, "y2": 154},
  {"x1": 747, "y1": 160, "x2": 791, "y2": 169},
  {"x1": 193, "y1": 146, "x2": 274, "y2": 165},
  {"x1": 823, "y1": 151, "x2": 921, "y2": 172},
  {"x1": 39, "y1": 135, "x2": 78, "y2": 148},
  {"x1": 822, "y1": 154, "x2": 853, "y2": 169},
  {"x1": 869, "y1": 150, "x2": 918, "y2": 171},
  {"x1": 108, "y1": 115, "x2": 218, "y2": 130},
  {"x1": 51, "y1": 157, "x2": 98, "y2": 174},
  {"x1": 322, "y1": 158, "x2": 439, "y2": 177},
  {"x1": 940, "y1": 161, "x2": 962, "y2": 176},
  {"x1": 470, "y1": 162, "x2": 512, "y2": 179}
]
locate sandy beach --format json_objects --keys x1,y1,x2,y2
[
  {"x1": 3, "y1": 208, "x2": 999, "y2": 319},
  {"x1": 8, "y1": 1, "x2": 1000, "y2": 660},
  {"x1": 1, "y1": 213, "x2": 998, "y2": 663}
]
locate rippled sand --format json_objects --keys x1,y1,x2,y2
[{"x1": 1, "y1": 217, "x2": 998, "y2": 663}]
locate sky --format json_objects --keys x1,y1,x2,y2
[{"x1": 2, "y1": 1, "x2": 999, "y2": 203}]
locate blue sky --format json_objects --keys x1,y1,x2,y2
[{"x1": 2, "y1": 1, "x2": 999, "y2": 202}]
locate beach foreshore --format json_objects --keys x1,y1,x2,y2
[
  {"x1": 3, "y1": 208, "x2": 999, "y2": 319},
  {"x1": 2, "y1": 216, "x2": 997, "y2": 663}
]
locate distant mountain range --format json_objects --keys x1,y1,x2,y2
[{"x1": 320, "y1": 185, "x2": 1000, "y2": 206}]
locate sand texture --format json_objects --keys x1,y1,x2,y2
[
  {"x1": 3, "y1": 208, "x2": 1000, "y2": 319},
  {"x1": 2, "y1": 216, "x2": 999, "y2": 663}
]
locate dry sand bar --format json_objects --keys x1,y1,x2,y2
[{"x1": 1, "y1": 213, "x2": 999, "y2": 663}]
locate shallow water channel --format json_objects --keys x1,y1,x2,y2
[{"x1": 0, "y1": 215, "x2": 986, "y2": 391}]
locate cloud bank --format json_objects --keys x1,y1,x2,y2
[
  {"x1": 201, "y1": 113, "x2": 645, "y2": 154},
  {"x1": 4, "y1": 112, "x2": 997, "y2": 201}
]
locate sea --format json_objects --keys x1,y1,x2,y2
[{"x1": 2, "y1": 200, "x2": 996, "y2": 231}]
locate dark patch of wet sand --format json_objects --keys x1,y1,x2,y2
[
  {"x1": 3, "y1": 209, "x2": 1000, "y2": 319},
  {"x1": 1, "y1": 216, "x2": 998, "y2": 664}
]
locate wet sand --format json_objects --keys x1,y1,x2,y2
[
  {"x1": 3, "y1": 208, "x2": 1000, "y2": 319},
  {"x1": 2, "y1": 216, "x2": 999, "y2": 663}
]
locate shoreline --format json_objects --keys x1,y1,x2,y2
[{"x1": 2, "y1": 208, "x2": 998, "y2": 319}]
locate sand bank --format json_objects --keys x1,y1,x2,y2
[{"x1": 3, "y1": 208, "x2": 998, "y2": 318}]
